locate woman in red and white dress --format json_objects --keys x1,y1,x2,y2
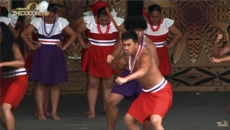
[
  {"x1": 75, "y1": 1, "x2": 125, "y2": 118},
  {"x1": 143, "y1": 4, "x2": 182, "y2": 76}
]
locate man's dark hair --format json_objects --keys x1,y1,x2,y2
[
  {"x1": 47, "y1": 3, "x2": 57, "y2": 14},
  {"x1": 0, "y1": 22, "x2": 15, "y2": 72},
  {"x1": 0, "y1": 6, "x2": 9, "y2": 17},
  {"x1": 97, "y1": 7, "x2": 108, "y2": 17},
  {"x1": 121, "y1": 31, "x2": 138, "y2": 43},
  {"x1": 124, "y1": 16, "x2": 147, "y2": 31},
  {"x1": 148, "y1": 4, "x2": 162, "y2": 14}
]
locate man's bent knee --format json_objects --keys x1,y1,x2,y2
[
  {"x1": 2, "y1": 103, "x2": 12, "y2": 112},
  {"x1": 150, "y1": 115, "x2": 162, "y2": 126}
]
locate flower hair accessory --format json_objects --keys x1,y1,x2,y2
[
  {"x1": 142, "y1": 7, "x2": 149, "y2": 18},
  {"x1": 90, "y1": 1, "x2": 107, "y2": 15}
]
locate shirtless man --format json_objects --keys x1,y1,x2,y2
[
  {"x1": 107, "y1": 31, "x2": 172, "y2": 130},
  {"x1": 106, "y1": 16, "x2": 159, "y2": 130}
]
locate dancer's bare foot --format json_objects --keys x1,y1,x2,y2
[
  {"x1": 45, "y1": 111, "x2": 52, "y2": 116},
  {"x1": 84, "y1": 110, "x2": 90, "y2": 115},
  {"x1": 87, "y1": 113, "x2": 95, "y2": 119},
  {"x1": 52, "y1": 113, "x2": 61, "y2": 120},
  {"x1": 38, "y1": 114, "x2": 46, "y2": 120}
]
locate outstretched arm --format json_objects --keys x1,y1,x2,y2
[
  {"x1": 116, "y1": 51, "x2": 151, "y2": 85},
  {"x1": 0, "y1": 43, "x2": 25, "y2": 67}
]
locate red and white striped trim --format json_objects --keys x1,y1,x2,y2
[
  {"x1": 129, "y1": 45, "x2": 143, "y2": 73},
  {"x1": 38, "y1": 38, "x2": 60, "y2": 45},
  {"x1": 142, "y1": 77, "x2": 167, "y2": 93},
  {"x1": 88, "y1": 38, "x2": 116, "y2": 46}
]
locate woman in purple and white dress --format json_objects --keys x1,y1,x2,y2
[{"x1": 21, "y1": 4, "x2": 76, "y2": 120}]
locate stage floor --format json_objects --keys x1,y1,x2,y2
[{"x1": 2, "y1": 92, "x2": 230, "y2": 130}]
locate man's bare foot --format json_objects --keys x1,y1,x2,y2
[
  {"x1": 87, "y1": 113, "x2": 95, "y2": 119},
  {"x1": 45, "y1": 111, "x2": 52, "y2": 116},
  {"x1": 52, "y1": 114, "x2": 61, "y2": 120},
  {"x1": 84, "y1": 110, "x2": 90, "y2": 115},
  {"x1": 38, "y1": 114, "x2": 46, "y2": 120}
]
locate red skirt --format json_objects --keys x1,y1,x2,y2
[
  {"x1": 157, "y1": 46, "x2": 171, "y2": 76},
  {"x1": 0, "y1": 75, "x2": 28, "y2": 110},
  {"x1": 127, "y1": 82, "x2": 172, "y2": 124},
  {"x1": 24, "y1": 55, "x2": 33, "y2": 73},
  {"x1": 81, "y1": 44, "x2": 119, "y2": 78}
]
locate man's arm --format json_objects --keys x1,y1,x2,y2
[
  {"x1": 145, "y1": 37, "x2": 159, "y2": 67},
  {"x1": 213, "y1": 34, "x2": 230, "y2": 58},
  {"x1": 107, "y1": 54, "x2": 128, "y2": 70},
  {"x1": 0, "y1": 43, "x2": 25, "y2": 67}
]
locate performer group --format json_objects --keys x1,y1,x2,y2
[{"x1": 1, "y1": 1, "x2": 227, "y2": 130}]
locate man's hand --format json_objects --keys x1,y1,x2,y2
[
  {"x1": 115, "y1": 77, "x2": 128, "y2": 85},
  {"x1": 107, "y1": 54, "x2": 114, "y2": 63},
  {"x1": 212, "y1": 57, "x2": 221, "y2": 63},
  {"x1": 215, "y1": 34, "x2": 223, "y2": 43}
]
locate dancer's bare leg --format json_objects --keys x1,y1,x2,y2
[
  {"x1": 106, "y1": 93, "x2": 124, "y2": 130},
  {"x1": 101, "y1": 75, "x2": 115, "y2": 113},
  {"x1": 86, "y1": 74, "x2": 100, "y2": 118},
  {"x1": 43, "y1": 87, "x2": 51, "y2": 116},
  {"x1": 0, "y1": 106, "x2": 6, "y2": 129},
  {"x1": 32, "y1": 81, "x2": 39, "y2": 116},
  {"x1": 2, "y1": 103, "x2": 15, "y2": 130},
  {"x1": 150, "y1": 115, "x2": 164, "y2": 130},
  {"x1": 84, "y1": 73, "x2": 90, "y2": 115},
  {"x1": 124, "y1": 113, "x2": 140, "y2": 130},
  {"x1": 49, "y1": 84, "x2": 60, "y2": 120},
  {"x1": 36, "y1": 82, "x2": 46, "y2": 120}
]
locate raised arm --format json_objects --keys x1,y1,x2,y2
[
  {"x1": 212, "y1": 34, "x2": 230, "y2": 58},
  {"x1": 107, "y1": 54, "x2": 128, "y2": 70},
  {"x1": 111, "y1": 32, "x2": 124, "y2": 61},
  {"x1": 21, "y1": 24, "x2": 37, "y2": 50},
  {"x1": 75, "y1": 16, "x2": 90, "y2": 49},
  {"x1": 145, "y1": 37, "x2": 159, "y2": 67},
  {"x1": 8, "y1": 24, "x2": 19, "y2": 39},
  {"x1": 0, "y1": 43, "x2": 25, "y2": 68},
  {"x1": 167, "y1": 25, "x2": 183, "y2": 49},
  {"x1": 15, "y1": 20, "x2": 24, "y2": 34}
]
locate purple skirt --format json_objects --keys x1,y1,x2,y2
[
  {"x1": 111, "y1": 69, "x2": 142, "y2": 101},
  {"x1": 29, "y1": 44, "x2": 68, "y2": 84}
]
